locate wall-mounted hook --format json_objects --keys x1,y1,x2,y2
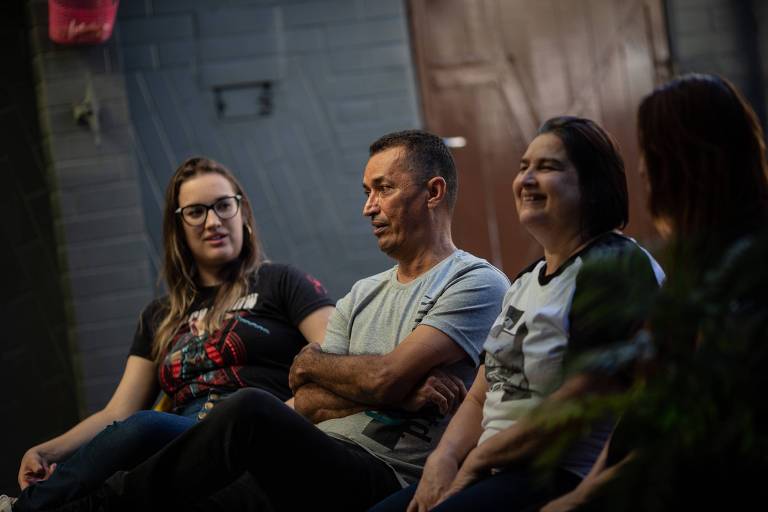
[{"x1": 73, "y1": 80, "x2": 101, "y2": 146}]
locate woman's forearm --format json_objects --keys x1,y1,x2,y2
[
  {"x1": 431, "y1": 368, "x2": 488, "y2": 464},
  {"x1": 32, "y1": 408, "x2": 132, "y2": 462}
]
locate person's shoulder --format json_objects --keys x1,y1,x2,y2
[
  {"x1": 252, "y1": 261, "x2": 332, "y2": 296},
  {"x1": 352, "y1": 267, "x2": 397, "y2": 288},
  {"x1": 511, "y1": 258, "x2": 544, "y2": 283},
  {"x1": 350, "y1": 266, "x2": 395, "y2": 289},
  {"x1": 578, "y1": 232, "x2": 665, "y2": 285},
  {"x1": 444, "y1": 250, "x2": 511, "y2": 286},
  {"x1": 581, "y1": 232, "x2": 660, "y2": 269},
  {"x1": 252, "y1": 261, "x2": 308, "y2": 286},
  {"x1": 581, "y1": 232, "x2": 647, "y2": 260},
  {"x1": 332, "y1": 266, "x2": 395, "y2": 308},
  {"x1": 136, "y1": 294, "x2": 169, "y2": 335},
  {"x1": 255, "y1": 261, "x2": 293, "y2": 278},
  {"x1": 142, "y1": 295, "x2": 169, "y2": 317}
]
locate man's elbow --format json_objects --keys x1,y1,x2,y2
[
  {"x1": 292, "y1": 391, "x2": 315, "y2": 420},
  {"x1": 294, "y1": 396, "x2": 338, "y2": 424}
]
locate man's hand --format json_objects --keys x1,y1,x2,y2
[
  {"x1": 402, "y1": 369, "x2": 467, "y2": 415},
  {"x1": 407, "y1": 451, "x2": 460, "y2": 512},
  {"x1": 18, "y1": 447, "x2": 57, "y2": 490},
  {"x1": 289, "y1": 342, "x2": 323, "y2": 391}
]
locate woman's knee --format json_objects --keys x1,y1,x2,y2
[{"x1": 110, "y1": 410, "x2": 192, "y2": 443}]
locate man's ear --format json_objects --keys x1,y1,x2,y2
[{"x1": 425, "y1": 176, "x2": 447, "y2": 209}]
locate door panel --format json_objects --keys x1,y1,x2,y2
[{"x1": 409, "y1": 0, "x2": 671, "y2": 275}]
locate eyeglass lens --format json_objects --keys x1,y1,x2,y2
[{"x1": 182, "y1": 196, "x2": 239, "y2": 225}]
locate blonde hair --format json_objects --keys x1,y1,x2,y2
[{"x1": 152, "y1": 157, "x2": 263, "y2": 360}]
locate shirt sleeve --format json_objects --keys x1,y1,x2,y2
[
  {"x1": 568, "y1": 243, "x2": 662, "y2": 357},
  {"x1": 274, "y1": 264, "x2": 336, "y2": 327},
  {"x1": 419, "y1": 265, "x2": 510, "y2": 366},
  {"x1": 319, "y1": 291, "x2": 352, "y2": 355},
  {"x1": 128, "y1": 299, "x2": 166, "y2": 360}
]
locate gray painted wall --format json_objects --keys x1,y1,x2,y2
[
  {"x1": 666, "y1": 0, "x2": 767, "y2": 126},
  {"x1": 116, "y1": 0, "x2": 422, "y2": 302},
  {"x1": 26, "y1": 0, "x2": 153, "y2": 416}
]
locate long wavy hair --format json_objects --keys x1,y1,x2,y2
[{"x1": 152, "y1": 157, "x2": 263, "y2": 360}]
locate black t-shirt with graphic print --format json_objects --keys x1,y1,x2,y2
[{"x1": 129, "y1": 263, "x2": 334, "y2": 408}]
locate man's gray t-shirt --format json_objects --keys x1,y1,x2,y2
[{"x1": 317, "y1": 250, "x2": 509, "y2": 485}]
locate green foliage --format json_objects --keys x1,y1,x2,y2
[{"x1": 529, "y1": 233, "x2": 768, "y2": 509}]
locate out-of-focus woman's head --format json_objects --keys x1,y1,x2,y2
[
  {"x1": 638, "y1": 73, "x2": 768, "y2": 240},
  {"x1": 538, "y1": 116, "x2": 629, "y2": 239}
]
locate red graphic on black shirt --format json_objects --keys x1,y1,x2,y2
[
  {"x1": 306, "y1": 274, "x2": 327, "y2": 296},
  {"x1": 159, "y1": 313, "x2": 256, "y2": 408}
]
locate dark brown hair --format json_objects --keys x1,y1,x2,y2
[
  {"x1": 153, "y1": 157, "x2": 263, "y2": 360},
  {"x1": 539, "y1": 116, "x2": 629, "y2": 239},
  {"x1": 638, "y1": 73, "x2": 768, "y2": 240},
  {"x1": 369, "y1": 129, "x2": 458, "y2": 210}
]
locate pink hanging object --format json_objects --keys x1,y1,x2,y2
[{"x1": 48, "y1": 0, "x2": 120, "y2": 45}]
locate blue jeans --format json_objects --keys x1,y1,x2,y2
[
  {"x1": 14, "y1": 405, "x2": 201, "y2": 511},
  {"x1": 368, "y1": 466, "x2": 581, "y2": 512}
]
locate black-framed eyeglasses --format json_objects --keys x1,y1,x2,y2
[{"x1": 175, "y1": 195, "x2": 242, "y2": 226}]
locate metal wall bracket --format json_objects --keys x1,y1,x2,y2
[
  {"x1": 73, "y1": 80, "x2": 101, "y2": 146},
  {"x1": 214, "y1": 81, "x2": 274, "y2": 120}
]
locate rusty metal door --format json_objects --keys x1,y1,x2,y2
[{"x1": 408, "y1": 0, "x2": 671, "y2": 275}]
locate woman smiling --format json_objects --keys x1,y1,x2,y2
[{"x1": 369, "y1": 117, "x2": 664, "y2": 512}]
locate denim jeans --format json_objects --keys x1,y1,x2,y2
[
  {"x1": 14, "y1": 394, "x2": 221, "y2": 512},
  {"x1": 101, "y1": 388, "x2": 402, "y2": 511},
  {"x1": 368, "y1": 466, "x2": 581, "y2": 512}
]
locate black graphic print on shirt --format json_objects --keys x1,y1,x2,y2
[
  {"x1": 485, "y1": 305, "x2": 532, "y2": 401},
  {"x1": 361, "y1": 410, "x2": 439, "y2": 449}
]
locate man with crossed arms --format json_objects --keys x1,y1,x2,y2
[{"x1": 54, "y1": 130, "x2": 509, "y2": 512}]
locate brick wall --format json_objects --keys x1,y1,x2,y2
[
  {"x1": 0, "y1": 0, "x2": 79, "y2": 494},
  {"x1": 666, "y1": 0, "x2": 767, "y2": 125},
  {"x1": 116, "y1": 0, "x2": 422, "y2": 301},
  {"x1": 27, "y1": 0, "x2": 153, "y2": 416}
]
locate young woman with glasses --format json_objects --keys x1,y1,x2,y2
[{"x1": 8, "y1": 157, "x2": 335, "y2": 511}]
